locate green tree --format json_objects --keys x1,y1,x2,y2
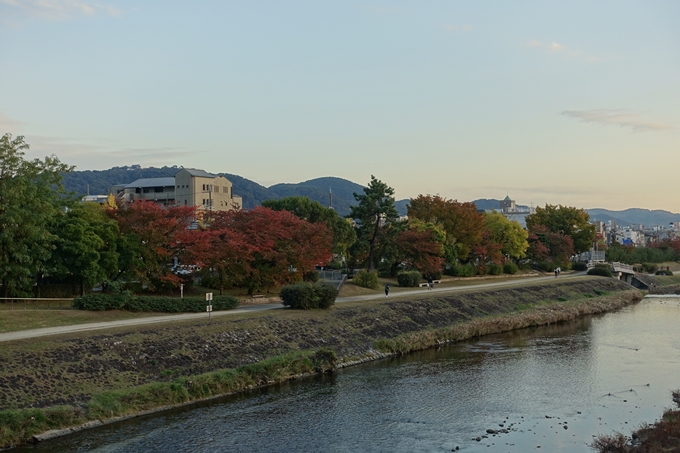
[
  {"x1": 262, "y1": 196, "x2": 356, "y2": 261},
  {"x1": 525, "y1": 204, "x2": 595, "y2": 254},
  {"x1": 484, "y1": 212, "x2": 529, "y2": 260},
  {"x1": 349, "y1": 176, "x2": 400, "y2": 271},
  {"x1": 48, "y1": 203, "x2": 120, "y2": 296},
  {"x1": 0, "y1": 134, "x2": 73, "y2": 297}
]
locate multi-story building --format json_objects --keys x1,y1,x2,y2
[
  {"x1": 113, "y1": 177, "x2": 176, "y2": 206},
  {"x1": 110, "y1": 168, "x2": 242, "y2": 212},
  {"x1": 174, "y1": 168, "x2": 242, "y2": 211}
]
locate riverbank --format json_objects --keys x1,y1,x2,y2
[
  {"x1": 592, "y1": 390, "x2": 680, "y2": 452},
  {"x1": 0, "y1": 278, "x2": 640, "y2": 448}
]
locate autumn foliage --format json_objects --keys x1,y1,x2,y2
[{"x1": 108, "y1": 202, "x2": 332, "y2": 294}]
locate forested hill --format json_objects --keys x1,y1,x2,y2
[
  {"x1": 61, "y1": 166, "x2": 179, "y2": 196},
  {"x1": 62, "y1": 167, "x2": 680, "y2": 225}
]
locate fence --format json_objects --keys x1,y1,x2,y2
[
  {"x1": 0, "y1": 297, "x2": 74, "y2": 310},
  {"x1": 317, "y1": 270, "x2": 345, "y2": 281}
]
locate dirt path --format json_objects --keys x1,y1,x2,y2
[{"x1": 0, "y1": 273, "x2": 587, "y2": 343}]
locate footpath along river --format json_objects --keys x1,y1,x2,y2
[{"x1": 16, "y1": 296, "x2": 680, "y2": 453}]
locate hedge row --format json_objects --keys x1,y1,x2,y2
[
  {"x1": 279, "y1": 283, "x2": 337, "y2": 309},
  {"x1": 72, "y1": 293, "x2": 239, "y2": 312},
  {"x1": 655, "y1": 269, "x2": 674, "y2": 276}
]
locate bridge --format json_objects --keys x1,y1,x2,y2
[{"x1": 587, "y1": 261, "x2": 646, "y2": 288}]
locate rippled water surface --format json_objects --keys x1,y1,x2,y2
[{"x1": 18, "y1": 297, "x2": 680, "y2": 452}]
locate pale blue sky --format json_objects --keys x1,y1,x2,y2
[{"x1": 1, "y1": 1, "x2": 679, "y2": 210}]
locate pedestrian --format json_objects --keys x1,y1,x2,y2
[
  {"x1": 554, "y1": 268, "x2": 558, "y2": 277},
  {"x1": 427, "y1": 276, "x2": 433, "y2": 290},
  {"x1": 557, "y1": 267, "x2": 561, "y2": 276},
  {"x1": 384, "y1": 283, "x2": 390, "y2": 297}
]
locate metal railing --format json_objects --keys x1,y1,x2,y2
[
  {"x1": 0, "y1": 297, "x2": 74, "y2": 310},
  {"x1": 317, "y1": 270, "x2": 345, "y2": 281}
]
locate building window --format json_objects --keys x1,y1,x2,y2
[
  {"x1": 184, "y1": 200, "x2": 187, "y2": 205},
  {"x1": 223, "y1": 186, "x2": 228, "y2": 193}
]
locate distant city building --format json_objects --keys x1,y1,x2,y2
[
  {"x1": 498, "y1": 195, "x2": 534, "y2": 228},
  {"x1": 110, "y1": 168, "x2": 242, "y2": 212}
]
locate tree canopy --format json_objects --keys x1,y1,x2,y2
[
  {"x1": 525, "y1": 204, "x2": 596, "y2": 254},
  {"x1": 483, "y1": 212, "x2": 529, "y2": 260},
  {"x1": 407, "y1": 195, "x2": 485, "y2": 262},
  {"x1": 349, "y1": 176, "x2": 400, "y2": 270},
  {"x1": 0, "y1": 134, "x2": 73, "y2": 297},
  {"x1": 262, "y1": 196, "x2": 356, "y2": 260}
]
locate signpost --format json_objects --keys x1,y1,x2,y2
[{"x1": 206, "y1": 292, "x2": 213, "y2": 321}]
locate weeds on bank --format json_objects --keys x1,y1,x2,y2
[
  {"x1": 0, "y1": 406, "x2": 86, "y2": 449},
  {"x1": 374, "y1": 290, "x2": 641, "y2": 355},
  {"x1": 0, "y1": 349, "x2": 337, "y2": 449},
  {"x1": 590, "y1": 390, "x2": 680, "y2": 453}
]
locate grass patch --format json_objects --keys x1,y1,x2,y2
[
  {"x1": 373, "y1": 290, "x2": 642, "y2": 355},
  {"x1": 0, "y1": 349, "x2": 336, "y2": 448},
  {"x1": 653, "y1": 274, "x2": 680, "y2": 287},
  {"x1": 0, "y1": 309, "x2": 175, "y2": 333}
]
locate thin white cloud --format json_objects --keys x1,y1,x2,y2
[
  {"x1": 562, "y1": 109, "x2": 673, "y2": 132},
  {"x1": 0, "y1": 0, "x2": 121, "y2": 22},
  {"x1": 0, "y1": 112, "x2": 26, "y2": 133},
  {"x1": 527, "y1": 39, "x2": 598, "y2": 61},
  {"x1": 444, "y1": 24, "x2": 473, "y2": 32},
  {"x1": 24, "y1": 135, "x2": 198, "y2": 170}
]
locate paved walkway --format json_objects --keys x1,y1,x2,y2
[{"x1": 0, "y1": 273, "x2": 586, "y2": 343}]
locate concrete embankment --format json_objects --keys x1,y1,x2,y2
[{"x1": 0, "y1": 277, "x2": 641, "y2": 448}]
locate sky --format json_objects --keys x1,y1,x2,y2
[{"x1": 1, "y1": 1, "x2": 679, "y2": 211}]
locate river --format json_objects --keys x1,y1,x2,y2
[{"x1": 17, "y1": 296, "x2": 680, "y2": 452}]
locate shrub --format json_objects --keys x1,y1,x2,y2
[
  {"x1": 427, "y1": 270, "x2": 443, "y2": 280},
  {"x1": 641, "y1": 262, "x2": 658, "y2": 273},
  {"x1": 397, "y1": 271, "x2": 422, "y2": 287},
  {"x1": 315, "y1": 284, "x2": 338, "y2": 309},
  {"x1": 535, "y1": 261, "x2": 556, "y2": 272},
  {"x1": 72, "y1": 293, "x2": 131, "y2": 310},
  {"x1": 587, "y1": 266, "x2": 613, "y2": 278},
  {"x1": 503, "y1": 262, "x2": 519, "y2": 274},
  {"x1": 571, "y1": 262, "x2": 588, "y2": 271},
  {"x1": 450, "y1": 263, "x2": 476, "y2": 277},
  {"x1": 279, "y1": 283, "x2": 316, "y2": 309},
  {"x1": 280, "y1": 283, "x2": 337, "y2": 309},
  {"x1": 487, "y1": 264, "x2": 503, "y2": 275},
  {"x1": 303, "y1": 271, "x2": 320, "y2": 282},
  {"x1": 354, "y1": 270, "x2": 379, "y2": 289},
  {"x1": 73, "y1": 294, "x2": 238, "y2": 312},
  {"x1": 655, "y1": 269, "x2": 674, "y2": 276}
]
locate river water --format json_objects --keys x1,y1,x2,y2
[{"x1": 17, "y1": 296, "x2": 680, "y2": 453}]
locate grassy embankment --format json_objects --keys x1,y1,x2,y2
[
  {"x1": 0, "y1": 272, "x2": 540, "y2": 333},
  {"x1": 0, "y1": 277, "x2": 640, "y2": 448},
  {"x1": 591, "y1": 391, "x2": 680, "y2": 453}
]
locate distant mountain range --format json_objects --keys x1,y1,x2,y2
[
  {"x1": 61, "y1": 166, "x2": 680, "y2": 226},
  {"x1": 585, "y1": 208, "x2": 680, "y2": 228}
]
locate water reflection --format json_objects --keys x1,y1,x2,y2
[{"x1": 17, "y1": 299, "x2": 680, "y2": 453}]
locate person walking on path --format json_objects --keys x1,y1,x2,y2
[
  {"x1": 427, "y1": 276, "x2": 433, "y2": 290},
  {"x1": 384, "y1": 283, "x2": 390, "y2": 297}
]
